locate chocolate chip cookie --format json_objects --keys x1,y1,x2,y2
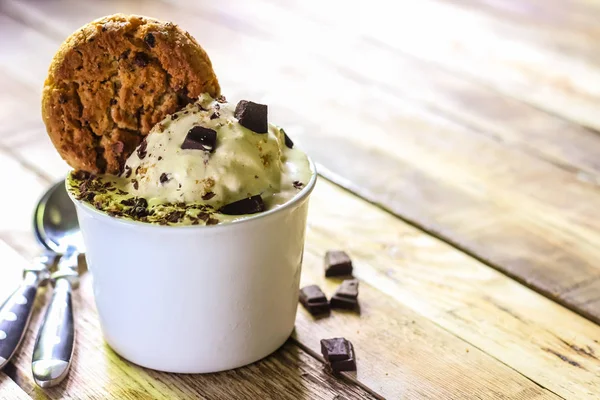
[{"x1": 42, "y1": 14, "x2": 221, "y2": 174}]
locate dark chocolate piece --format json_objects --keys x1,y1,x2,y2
[
  {"x1": 210, "y1": 112, "x2": 220, "y2": 120},
  {"x1": 330, "y1": 295, "x2": 358, "y2": 310},
  {"x1": 299, "y1": 285, "x2": 330, "y2": 315},
  {"x1": 144, "y1": 33, "x2": 156, "y2": 48},
  {"x1": 219, "y1": 195, "x2": 265, "y2": 215},
  {"x1": 281, "y1": 128, "x2": 294, "y2": 148},
  {"x1": 234, "y1": 100, "x2": 268, "y2": 133},
  {"x1": 181, "y1": 126, "x2": 217, "y2": 152},
  {"x1": 324, "y1": 250, "x2": 353, "y2": 277},
  {"x1": 320, "y1": 338, "x2": 357, "y2": 373},
  {"x1": 334, "y1": 279, "x2": 359, "y2": 299}
]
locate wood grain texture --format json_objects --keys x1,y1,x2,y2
[{"x1": 0, "y1": 373, "x2": 30, "y2": 400}]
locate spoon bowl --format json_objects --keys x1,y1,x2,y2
[{"x1": 33, "y1": 180, "x2": 84, "y2": 254}]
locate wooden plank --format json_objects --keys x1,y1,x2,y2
[{"x1": 0, "y1": 241, "x2": 377, "y2": 400}]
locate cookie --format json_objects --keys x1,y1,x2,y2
[{"x1": 42, "y1": 14, "x2": 221, "y2": 174}]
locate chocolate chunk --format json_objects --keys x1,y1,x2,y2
[
  {"x1": 132, "y1": 180, "x2": 139, "y2": 190},
  {"x1": 124, "y1": 165, "x2": 132, "y2": 178},
  {"x1": 299, "y1": 285, "x2": 330, "y2": 315},
  {"x1": 110, "y1": 98, "x2": 117, "y2": 106},
  {"x1": 172, "y1": 114, "x2": 179, "y2": 120},
  {"x1": 234, "y1": 100, "x2": 268, "y2": 133},
  {"x1": 181, "y1": 126, "x2": 217, "y2": 153},
  {"x1": 281, "y1": 128, "x2": 294, "y2": 148},
  {"x1": 293, "y1": 181, "x2": 304, "y2": 190},
  {"x1": 334, "y1": 279, "x2": 359, "y2": 299},
  {"x1": 320, "y1": 338, "x2": 357, "y2": 373},
  {"x1": 330, "y1": 279, "x2": 360, "y2": 309},
  {"x1": 144, "y1": 33, "x2": 156, "y2": 48},
  {"x1": 158, "y1": 156, "x2": 163, "y2": 161},
  {"x1": 206, "y1": 217, "x2": 219, "y2": 225},
  {"x1": 202, "y1": 191, "x2": 216, "y2": 200},
  {"x1": 137, "y1": 139, "x2": 148, "y2": 159},
  {"x1": 219, "y1": 195, "x2": 265, "y2": 215},
  {"x1": 210, "y1": 112, "x2": 220, "y2": 120},
  {"x1": 134, "y1": 52, "x2": 150, "y2": 67},
  {"x1": 159, "y1": 173, "x2": 170, "y2": 184},
  {"x1": 324, "y1": 250, "x2": 353, "y2": 277}
]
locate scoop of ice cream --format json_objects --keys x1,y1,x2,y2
[{"x1": 122, "y1": 94, "x2": 302, "y2": 210}]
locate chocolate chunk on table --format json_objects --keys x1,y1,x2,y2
[
  {"x1": 320, "y1": 338, "x2": 357, "y2": 373},
  {"x1": 181, "y1": 126, "x2": 217, "y2": 152},
  {"x1": 234, "y1": 100, "x2": 268, "y2": 133},
  {"x1": 299, "y1": 285, "x2": 330, "y2": 315},
  {"x1": 330, "y1": 279, "x2": 359, "y2": 310},
  {"x1": 219, "y1": 195, "x2": 265, "y2": 215},
  {"x1": 324, "y1": 250, "x2": 353, "y2": 277}
]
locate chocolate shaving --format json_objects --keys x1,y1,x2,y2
[
  {"x1": 137, "y1": 139, "x2": 148, "y2": 159},
  {"x1": 281, "y1": 128, "x2": 294, "y2": 148},
  {"x1": 219, "y1": 195, "x2": 265, "y2": 215},
  {"x1": 293, "y1": 181, "x2": 304, "y2": 190},
  {"x1": 160, "y1": 173, "x2": 170, "y2": 184},
  {"x1": 124, "y1": 165, "x2": 132, "y2": 178},
  {"x1": 202, "y1": 192, "x2": 216, "y2": 200}
]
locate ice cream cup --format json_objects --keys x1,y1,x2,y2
[{"x1": 67, "y1": 159, "x2": 317, "y2": 373}]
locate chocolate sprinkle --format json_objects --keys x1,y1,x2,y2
[
  {"x1": 181, "y1": 126, "x2": 217, "y2": 152},
  {"x1": 299, "y1": 285, "x2": 330, "y2": 315},
  {"x1": 281, "y1": 128, "x2": 294, "y2": 148},
  {"x1": 320, "y1": 338, "x2": 357, "y2": 373},
  {"x1": 324, "y1": 250, "x2": 353, "y2": 277},
  {"x1": 144, "y1": 33, "x2": 156, "y2": 48},
  {"x1": 202, "y1": 192, "x2": 216, "y2": 200},
  {"x1": 137, "y1": 139, "x2": 148, "y2": 159},
  {"x1": 234, "y1": 100, "x2": 268, "y2": 133},
  {"x1": 219, "y1": 195, "x2": 265, "y2": 215}
]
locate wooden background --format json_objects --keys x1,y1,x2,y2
[{"x1": 1, "y1": 0, "x2": 600, "y2": 398}]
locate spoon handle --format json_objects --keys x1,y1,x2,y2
[
  {"x1": 32, "y1": 277, "x2": 75, "y2": 387},
  {"x1": 0, "y1": 272, "x2": 40, "y2": 370}
]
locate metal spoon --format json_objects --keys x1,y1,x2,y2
[{"x1": 31, "y1": 180, "x2": 84, "y2": 387}]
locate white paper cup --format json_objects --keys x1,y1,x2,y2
[{"x1": 68, "y1": 160, "x2": 316, "y2": 373}]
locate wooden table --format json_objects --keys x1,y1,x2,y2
[{"x1": 1, "y1": 0, "x2": 600, "y2": 398}]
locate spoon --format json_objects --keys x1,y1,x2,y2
[{"x1": 31, "y1": 180, "x2": 84, "y2": 387}]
